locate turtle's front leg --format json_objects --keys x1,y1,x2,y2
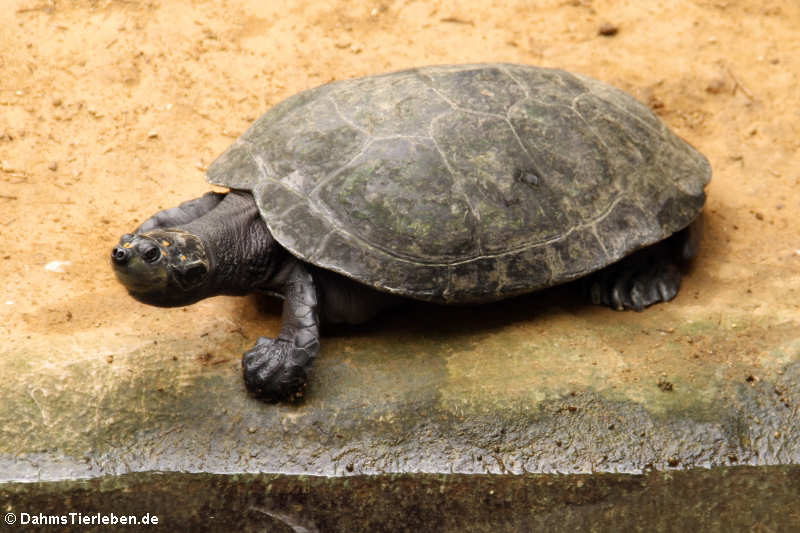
[{"x1": 243, "y1": 262, "x2": 320, "y2": 402}]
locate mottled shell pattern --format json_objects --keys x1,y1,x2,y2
[{"x1": 207, "y1": 64, "x2": 710, "y2": 303}]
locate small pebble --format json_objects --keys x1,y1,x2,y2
[
  {"x1": 657, "y1": 379, "x2": 674, "y2": 392},
  {"x1": 147, "y1": 130, "x2": 159, "y2": 138},
  {"x1": 48, "y1": 161, "x2": 58, "y2": 171},
  {"x1": 44, "y1": 260, "x2": 71, "y2": 272},
  {"x1": 598, "y1": 22, "x2": 619, "y2": 36},
  {"x1": 706, "y1": 78, "x2": 726, "y2": 94}
]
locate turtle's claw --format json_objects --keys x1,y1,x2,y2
[
  {"x1": 588, "y1": 261, "x2": 681, "y2": 311},
  {"x1": 584, "y1": 229, "x2": 685, "y2": 313}
]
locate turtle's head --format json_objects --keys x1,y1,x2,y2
[{"x1": 111, "y1": 230, "x2": 212, "y2": 307}]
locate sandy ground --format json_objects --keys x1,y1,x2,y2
[{"x1": 1, "y1": 1, "x2": 798, "y2": 388}]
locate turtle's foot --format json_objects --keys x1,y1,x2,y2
[
  {"x1": 242, "y1": 337, "x2": 318, "y2": 402},
  {"x1": 588, "y1": 262, "x2": 681, "y2": 311},
  {"x1": 585, "y1": 240, "x2": 684, "y2": 311}
]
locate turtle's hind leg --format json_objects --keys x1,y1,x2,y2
[{"x1": 584, "y1": 217, "x2": 702, "y2": 311}]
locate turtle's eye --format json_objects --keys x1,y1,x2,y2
[{"x1": 142, "y1": 245, "x2": 161, "y2": 263}]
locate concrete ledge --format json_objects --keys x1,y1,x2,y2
[{"x1": 2, "y1": 295, "x2": 799, "y2": 483}]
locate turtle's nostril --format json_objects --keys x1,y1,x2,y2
[{"x1": 111, "y1": 246, "x2": 130, "y2": 265}]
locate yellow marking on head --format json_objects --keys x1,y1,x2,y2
[
  {"x1": 162, "y1": 240, "x2": 170, "y2": 247},
  {"x1": 180, "y1": 255, "x2": 187, "y2": 261},
  {"x1": 123, "y1": 242, "x2": 132, "y2": 249}
]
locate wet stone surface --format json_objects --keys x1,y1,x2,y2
[{"x1": 2, "y1": 292, "x2": 799, "y2": 482}]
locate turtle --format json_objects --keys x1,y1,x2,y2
[{"x1": 111, "y1": 63, "x2": 711, "y2": 402}]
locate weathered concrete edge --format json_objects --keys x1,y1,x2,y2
[
  {"x1": 3, "y1": 318, "x2": 798, "y2": 483},
  {"x1": 2, "y1": 362, "x2": 799, "y2": 484}
]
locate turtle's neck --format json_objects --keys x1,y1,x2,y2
[{"x1": 177, "y1": 191, "x2": 286, "y2": 295}]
